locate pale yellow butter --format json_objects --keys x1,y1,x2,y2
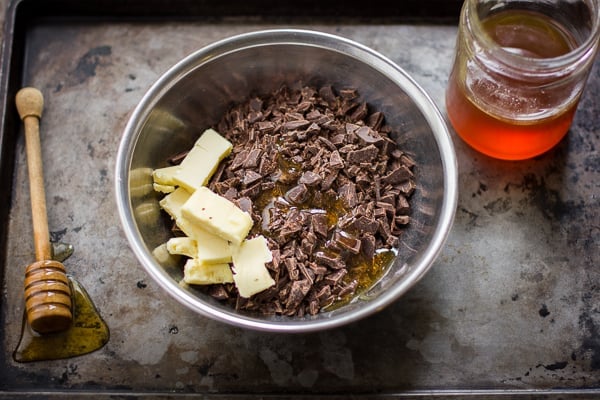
[
  {"x1": 166, "y1": 237, "x2": 197, "y2": 258},
  {"x1": 181, "y1": 186, "x2": 253, "y2": 245},
  {"x1": 175, "y1": 217, "x2": 232, "y2": 264},
  {"x1": 194, "y1": 128, "x2": 233, "y2": 155},
  {"x1": 159, "y1": 187, "x2": 191, "y2": 220},
  {"x1": 153, "y1": 183, "x2": 175, "y2": 193},
  {"x1": 173, "y1": 129, "x2": 233, "y2": 192},
  {"x1": 152, "y1": 165, "x2": 181, "y2": 186},
  {"x1": 231, "y1": 235, "x2": 274, "y2": 298},
  {"x1": 183, "y1": 258, "x2": 234, "y2": 285}
]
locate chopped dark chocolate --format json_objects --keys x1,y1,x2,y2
[
  {"x1": 298, "y1": 171, "x2": 322, "y2": 186},
  {"x1": 285, "y1": 184, "x2": 309, "y2": 204},
  {"x1": 311, "y1": 213, "x2": 329, "y2": 239},
  {"x1": 338, "y1": 182, "x2": 358, "y2": 208},
  {"x1": 382, "y1": 165, "x2": 413, "y2": 185},
  {"x1": 315, "y1": 251, "x2": 345, "y2": 270},
  {"x1": 198, "y1": 84, "x2": 417, "y2": 317},
  {"x1": 333, "y1": 230, "x2": 361, "y2": 254},
  {"x1": 347, "y1": 144, "x2": 379, "y2": 164},
  {"x1": 243, "y1": 170, "x2": 262, "y2": 186},
  {"x1": 355, "y1": 126, "x2": 383, "y2": 145}
]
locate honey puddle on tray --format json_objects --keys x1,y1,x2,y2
[{"x1": 13, "y1": 275, "x2": 109, "y2": 363}]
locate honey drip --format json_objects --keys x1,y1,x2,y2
[{"x1": 13, "y1": 275, "x2": 109, "y2": 363}]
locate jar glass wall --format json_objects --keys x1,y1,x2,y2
[{"x1": 445, "y1": 0, "x2": 600, "y2": 160}]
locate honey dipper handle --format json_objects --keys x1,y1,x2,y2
[
  {"x1": 16, "y1": 88, "x2": 51, "y2": 261},
  {"x1": 16, "y1": 88, "x2": 73, "y2": 333}
]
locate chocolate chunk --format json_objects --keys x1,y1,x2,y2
[
  {"x1": 168, "y1": 150, "x2": 188, "y2": 165},
  {"x1": 284, "y1": 258, "x2": 300, "y2": 281},
  {"x1": 309, "y1": 262, "x2": 328, "y2": 276},
  {"x1": 382, "y1": 165, "x2": 413, "y2": 184},
  {"x1": 400, "y1": 154, "x2": 417, "y2": 169},
  {"x1": 283, "y1": 119, "x2": 311, "y2": 131},
  {"x1": 315, "y1": 251, "x2": 344, "y2": 270},
  {"x1": 243, "y1": 148, "x2": 262, "y2": 168},
  {"x1": 208, "y1": 285, "x2": 230, "y2": 301},
  {"x1": 306, "y1": 122, "x2": 321, "y2": 136},
  {"x1": 317, "y1": 136, "x2": 337, "y2": 151},
  {"x1": 308, "y1": 300, "x2": 320, "y2": 315},
  {"x1": 396, "y1": 195, "x2": 410, "y2": 215},
  {"x1": 351, "y1": 215, "x2": 379, "y2": 234},
  {"x1": 318, "y1": 85, "x2": 337, "y2": 106},
  {"x1": 258, "y1": 156, "x2": 277, "y2": 175},
  {"x1": 355, "y1": 126, "x2": 383, "y2": 145},
  {"x1": 366, "y1": 111, "x2": 384, "y2": 131},
  {"x1": 329, "y1": 151, "x2": 345, "y2": 169},
  {"x1": 240, "y1": 182, "x2": 261, "y2": 199},
  {"x1": 397, "y1": 179, "x2": 416, "y2": 196},
  {"x1": 286, "y1": 280, "x2": 311, "y2": 311},
  {"x1": 339, "y1": 88, "x2": 358, "y2": 100},
  {"x1": 230, "y1": 149, "x2": 248, "y2": 171},
  {"x1": 337, "y1": 280, "x2": 358, "y2": 298},
  {"x1": 311, "y1": 213, "x2": 329, "y2": 239},
  {"x1": 333, "y1": 231, "x2": 361, "y2": 254},
  {"x1": 222, "y1": 187, "x2": 239, "y2": 201},
  {"x1": 347, "y1": 144, "x2": 379, "y2": 164},
  {"x1": 298, "y1": 171, "x2": 322, "y2": 186},
  {"x1": 376, "y1": 201, "x2": 396, "y2": 217},
  {"x1": 338, "y1": 182, "x2": 358, "y2": 208},
  {"x1": 235, "y1": 196, "x2": 253, "y2": 214},
  {"x1": 379, "y1": 194, "x2": 396, "y2": 205},
  {"x1": 285, "y1": 184, "x2": 309, "y2": 204},
  {"x1": 323, "y1": 269, "x2": 347, "y2": 286},
  {"x1": 349, "y1": 102, "x2": 368, "y2": 121},
  {"x1": 320, "y1": 171, "x2": 338, "y2": 191},
  {"x1": 330, "y1": 134, "x2": 346, "y2": 146},
  {"x1": 243, "y1": 170, "x2": 262, "y2": 186},
  {"x1": 360, "y1": 235, "x2": 376, "y2": 259}
]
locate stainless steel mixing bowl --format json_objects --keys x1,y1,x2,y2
[{"x1": 115, "y1": 29, "x2": 458, "y2": 332}]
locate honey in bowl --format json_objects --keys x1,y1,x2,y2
[{"x1": 446, "y1": 1, "x2": 599, "y2": 160}]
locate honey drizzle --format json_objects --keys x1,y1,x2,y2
[
  {"x1": 13, "y1": 276, "x2": 109, "y2": 363},
  {"x1": 253, "y1": 153, "x2": 397, "y2": 306}
]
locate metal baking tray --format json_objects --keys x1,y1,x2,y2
[{"x1": 1, "y1": 0, "x2": 599, "y2": 398}]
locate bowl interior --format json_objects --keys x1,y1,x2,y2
[{"x1": 118, "y1": 30, "x2": 456, "y2": 332}]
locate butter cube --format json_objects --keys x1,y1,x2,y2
[
  {"x1": 231, "y1": 235, "x2": 274, "y2": 298},
  {"x1": 194, "y1": 128, "x2": 233, "y2": 155},
  {"x1": 159, "y1": 187, "x2": 191, "y2": 220},
  {"x1": 166, "y1": 237, "x2": 197, "y2": 258},
  {"x1": 183, "y1": 258, "x2": 234, "y2": 285},
  {"x1": 181, "y1": 186, "x2": 253, "y2": 245},
  {"x1": 173, "y1": 129, "x2": 233, "y2": 192},
  {"x1": 176, "y1": 217, "x2": 232, "y2": 264},
  {"x1": 153, "y1": 183, "x2": 175, "y2": 193},
  {"x1": 152, "y1": 165, "x2": 181, "y2": 186}
]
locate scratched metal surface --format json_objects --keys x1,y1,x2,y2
[{"x1": 1, "y1": 16, "x2": 599, "y2": 398}]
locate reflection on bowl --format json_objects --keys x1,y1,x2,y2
[{"x1": 115, "y1": 29, "x2": 458, "y2": 332}]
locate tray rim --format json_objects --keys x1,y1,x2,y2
[{"x1": 0, "y1": 0, "x2": 597, "y2": 397}]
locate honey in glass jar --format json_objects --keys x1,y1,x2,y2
[{"x1": 446, "y1": 0, "x2": 600, "y2": 160}]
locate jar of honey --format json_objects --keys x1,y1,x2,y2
[{"x1": 446, "y1": 0, "x2": 600, "y2": 160}]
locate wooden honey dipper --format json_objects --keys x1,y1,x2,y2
[{"x1": 16, "y1": 87, "x2": 73, "y2": 334}]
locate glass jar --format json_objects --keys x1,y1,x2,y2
[{"x1": 445, "y1": 0, "x2": 600, "y2": 160}]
